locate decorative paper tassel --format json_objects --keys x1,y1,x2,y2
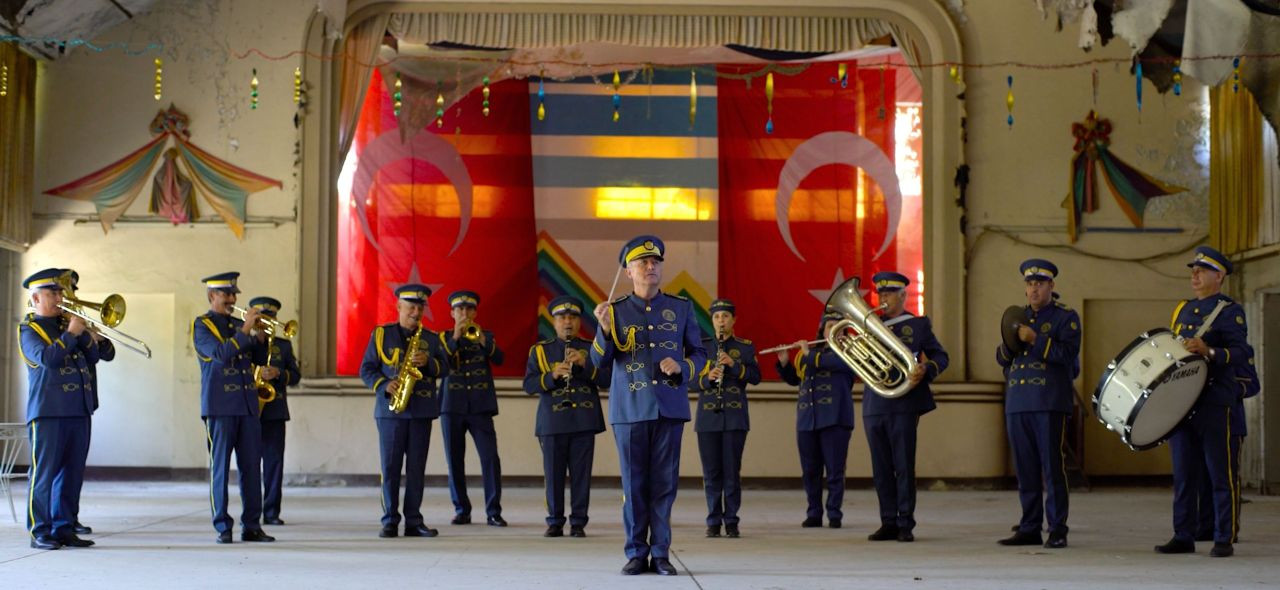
[
  {"x1": 250, "y1": 68, "x2": 259, "y2": 110},
  {"x1": 1135, "y1": 59, "x2": 1143, "y2": 113},
  {"x1": 293, "y1": 67, "x2": 301, "y2": 104},
  {"x1": 949, "y1": 64, "x2": 960, "y2": 85},
  {"x1": 1232, "y1": 57, "x2": 1241, "y2": 93},
  {"x1": 481, "y1": 76, "x2": 490, "y2": 117},
  {"x1": 434, "y1": 80, "x2": 444, "y2": 128},
  {"x1": 689, "y1": 69, "x2": 697, "y2": 127},
  {"x1": 835, "y1": 63, "x2": 848, "y2": 88},
  {"x1": 153, "y1": 58, "x2": 162, "y2": 101},
  {"x1": 611, "y1": 70, "x2": 621, "y2": 122},
  {"x1": 765, "y1": 72, "x2": 774, "y2": 134},
  {"x1": 537, "y1": 73, "x2": 546, "y2": 121},
  {"x1": 1005, "y1": 75, "x2": 1014, "y2": 128},
  {"x1": 1, "y1": 63, "x2": 7, "y2": 97},
  {"x1": 393, "y1": 72, "x2": 402, "y2": 117}
]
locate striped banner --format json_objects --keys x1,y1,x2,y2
[
  {"x1": 536, "y1": 230, "x2": 606, "y2": 340},
  {"x1": 663, "y1": 269, "x2": 714, "y2": 337}
]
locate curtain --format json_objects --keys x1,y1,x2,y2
[
  {"x1": 336, "y1": 14, "x2": 391, "y2": 167},
  {"x1": 0, "y1": 42, "x2": 36, "y2": 252},
  {"x1": 1210, "y1": 83, "x2": 1263, "y2": 254}
]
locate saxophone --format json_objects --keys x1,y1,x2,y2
[{"x1": 388, "y1": 325, "x2": 425, "y2": 414}]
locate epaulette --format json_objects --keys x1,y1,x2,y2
[
  {"x1": 536, "y1": 338, "x2": 555, "y2": 346},
  {"x1": 1054, "y1": 301, "x2": 1072, "y2": 310},
  {"x1": 611, "y1": 294, "x2": 629, "y2": 304},
  {"x1": 733, "y1": 336, "x2": 753, "y2": 345},
  {"x1": 574, "y1": 336, "x2": 593, "y2": 344},
  {"x1": 666, "y1": 293, "x2": 689, "y2": 301}
]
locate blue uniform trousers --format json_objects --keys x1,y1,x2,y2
[
  {"x1": 204, "y1": 415, "x2": 263, "y2": 534},
  {"x1": 376, "y1": 417, "x2": 432, "y2": 528},
  {"x1": 27, "y1": 417, "x2": 90, "y2": 539},
  {"x1": 441, "y1": 413, "x2": 503, "y2": 518},
  {"x1": 614, "y1": 418, "x2": 683, "y2": 560},
  {"x1": 1171, "y1": 405, "x2": 1234, "y2": 544},
  {"x1": 1197, "y1": 434, "x2": 1243, "y2": 541},
  {"x1": 539, "y1": 432, "x2": 596, "y2": 528},
  {"x1": 863, "y1": 413, "x2": 921, "y2": 531},
  {"x1": 797, "y1": 426, "x2": 852, "y2": 521},
  {"x1": 696, "y1": 430, "x2": 747, "y2": 526},
  {"x1": 261, "y1": 420, "x2": 286, "y2": 521},
  {"x1": 1007, "y1": 412, "x2": 1069, "y2": 536}
]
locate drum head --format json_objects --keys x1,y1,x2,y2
[
  {"x1": 1000, "y1": 305, "x2": 1026, "y2": 356},
  {"x1": 1127, "y1": 356, "x2": 1208, "y2": 448}
]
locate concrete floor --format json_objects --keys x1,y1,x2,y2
[{"x1": 0, "y1": 482, "x2": 1276, "y2": 589}]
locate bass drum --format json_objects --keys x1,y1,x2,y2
[{"x1": 1092, "y1": 328, "x2": 1208, "y2": 451}]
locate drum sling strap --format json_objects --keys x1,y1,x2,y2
[{"x1": 1193, "y1": 301, "x2": 1229, "y2": 339}]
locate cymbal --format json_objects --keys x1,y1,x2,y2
[{"x1": 1001, "y1": 305, "x2": 1027, "y2": 356}]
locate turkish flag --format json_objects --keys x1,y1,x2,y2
[
  {"x1": 337, "y1": 70, "x2": 537, "y2": 376},
  {"x1": 716, "y1": 63, "x2": 910, "y2": 380}
]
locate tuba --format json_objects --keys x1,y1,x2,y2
[
  {"x1": 388, "y1": 325, "x2": 425, "y2": 414},
  {"x1": 823, "y1": 276, "x2": 918, "y2": 399}
]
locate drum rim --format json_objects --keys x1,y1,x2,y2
[{"x1": 1091, "y1": 327, "x2": 1206, "y2": 451}]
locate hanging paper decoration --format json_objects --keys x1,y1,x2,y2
[
  {"x1": 153, "y1": 58, "x2": 162, "y2": 101},
  {"x1": 43, "y1": 104, "x2": 282, "y2": 238},
  {"x1": 434, "y1": 80, "x2": 444, "y2": 128},
  {"x1": 250, "y1": 68, "x2": 259, "y2": 110},
  {"x1": 765, "y1": 72, "x2": 774, "y2": 134},
  {"x1": 689, "y1": 69, "x2": 697, "y2": 127},
  {"x1": 392, "y1": 72, "x2": 402, "y2": 117},
  {"x1": 293, "y1": 67, "x2": 301, "y2": 104},
  {"x1": 1005, "y1": 75, "x2": 1014, "y2": 128},
  {"x1": 1232, "y1": 57, "x2": 1241, "y2": 93},
  {"x1": 833, "y1": 63, "x2": 848, "y2": 88},
  {"x1": 1171, "y1": 59, "x2": 1182, "y2": 97},
  {"x1": 949, "y1": 64, "x2": 960, "y2": 85},
  {"x1": 482, "y1": 76, "x2": 491, "y2": 117},
  {"x1": 1134, "y1": 59, "x2": 1143, "y2": 113},
  {"x1": 537, "y1": 74, "x2": 546, "y2": 121},
  {"x1": 1, "y1": 63, "x2": 8, "y2": 97},
  {"x1": 1060, "y1": 111, "x2": 1187, "y2": 242},
  {"x1": 611, "y1": 70, "x2": 621, "y2": 122}
]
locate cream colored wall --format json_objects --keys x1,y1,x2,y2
[{"x1": 12, "y1": 0, "x2": 1211, "y2": 478}]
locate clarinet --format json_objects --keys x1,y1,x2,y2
[
  {"x1": 712, "y1": 330, "x2": 727, "y2": 413},
  {"x1": 557, "y1": 336, "x2": 575, "y2": 410}
]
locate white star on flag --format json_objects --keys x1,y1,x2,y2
[
  {"x1": 809, "y1": 268, "x2": 868, "y2": 308},
  {"x1": 386, "y1": 262, "x2": 444, "y2": 322}
]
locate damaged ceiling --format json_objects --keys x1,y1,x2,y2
[{"x1": 0, "y1": 0, "x2": 160, "y2": 59}]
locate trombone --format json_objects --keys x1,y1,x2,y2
[
  {"x1": 54, "y1": 272, "x2": 153, "y2": 358},
  {"x1": 229, "y1": 305, "x2": 299, "y2": 339}
]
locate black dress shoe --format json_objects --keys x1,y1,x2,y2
[
  {"x1": 998, "y1": 531, "x2": 1043, "y2": 546},
  {"x1": 569, "y1": 526, "x2": 586, "y2": 538},
  {"x1": 868, "y1": 525, "x2": 899, "y2": 541},
  {"x1": 264, "y1": 517, "x2": 286, "y2": 526},
  {"x1": 705, "y1": 524, "x2": 721, "y2": 538},
  {"x1": 828, "y1": 519, "x2": 841, "y2": 529},
  {"x1": 216, "y1": 531, "x2": 233, "y2": 544},
  {"x1": 1154, "y1": 538, "x2": 1195, "y2": 554},
  {"x1": 621, "y1": 558, "x2": 647, "y2": 575},
  {"x1": 73, "y1": 522, "x2": 93, "y2": 535},
  {"x1": 1044, "y1": 533, "x2": 1067, "y2": 549},
  {"x1": 405, "y1": 524, "x2": 439, "y2": 537},
  {"x1": 544, "y1": 525, "x2": 564, "y2": 538},
  {"x1": 378, "y1": 526, "x2": 398, "y2": 538},
  {"x1": 30, "y1": 536, "x2": 61, "y2": 550},
  {"x1": 651, "y1": 557, "x2": 678, "y2": 576},
  {"x1": 725, "y1": 523, "x2": 740, "y2": 538},
  {"x1": 1210, "y1": 542, "x2": 1233, "y2": 558},
  {"x1": 56, "y1": 534, "x2": 95, "y2": 548},
  {"x1": 1011, "y1": 524, "x2": 1020, "y2": 532},
  {"x1": 897, "y1": 530, "x2": 915, "y2": 543},
  {"x1": 241, "y1": 529, "x2": 275, "y2": 542},
  {"x1": 487, "y1": 515, "x2": 508, "y2": 527},
  {"x1": 451, "y1": 514, "x2": 472, "y2": 525},
  {"x1": 801, "y1": 517, "x2": 822, "y2": 528}
]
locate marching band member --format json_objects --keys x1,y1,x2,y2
[
  {"x1": 522, "y1": 295, "x2": 609, "y2": 538},
  {"x1": 1157, "y1": 246, "x2": 1254, "y2": 558},
  {"x1": 62, "y1": 269, "x2": 107, "y2": 538},
  {"x1": 591, "y1": 235, "x2": 706, "y2": 576},
  {"x1": 863, "y1": 272, "x2": 948, "y2": 543},
  {"x1": 19, "y1": 268, "x2": 98, "y2": 549},
  {"x1": 777, "y1": 310, "x2": 856, "y2": 530},
  {"x1": 360, "y1": 284, "x2": 448, "y2": 539},
  {"x1": 440, "y1": 290, "x2": 507, "y2": 527},
  {"x1": 192, "y1": 272, "x2": 274, "y2": 544},
  {"x1": 996, "y1": 259, "x2": 1079, "y2": 550},
  {"x1": 250, "y1": 296, "x2": 301, "y2": 526},
  {"x1": 690, "y1": 298, "x2": 760, "y2": 538}
]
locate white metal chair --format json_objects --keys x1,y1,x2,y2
[{"x1": 0, "y1": 423, "x2": 28, "y2": 523}]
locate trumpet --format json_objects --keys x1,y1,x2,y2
[
  {"x1": 229, "y1": 305, "x2": 299, "y2": 339},
  {"x1": 54, "y1": 272, "x2": 152, "y2": 358},
  {"x1": 461, "y1": 320, "x2": 482, "y2": 341}
]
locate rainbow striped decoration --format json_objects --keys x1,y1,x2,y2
[
  {"x1": 663, "y1": 270, "x2": 714, "y2": 337},
  {"x1": 536, "y1": 230, "x2": 606, "y2": 340}
]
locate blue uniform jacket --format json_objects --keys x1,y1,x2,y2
[
  {"x1": 778, "y1": 344, "x2": 856, "y2": 432},
  {"x1": 590, "y1": 292, "x2": 707, "y2": 425},
  {"x1": 1170, "y1": 294, "x2": 1253, "y2": 410},
  {"x1": 89, "y1": 338, "x2": 114, "y2": 412},
  {"x1": 19, "y1": 315, "x2": 97, "y2": 421},
  {"x1": 259, "y1": 338, "x2": 301, "y2": 421},
  {"x1": 360, "y1": 323, "x2": 449, "y2": 420},
  {"x1": 192, "y1": 311, "x2": 268, "y2": 418},
  {"x1": 690, "y1": 335, "x2": 761, "y2": 432},
  {"x1": 523, "y1": 336, "x2": 610, "y2": 436},
  {"x1": 996, "y1": 302, "x2": 1081, "y2": 415},
  {"x1": 863, "y1": 312, "x2": 949, "y2": 417},
  {"x1": 439, "y1": 330, "x2": 503, "y2": 416}
]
